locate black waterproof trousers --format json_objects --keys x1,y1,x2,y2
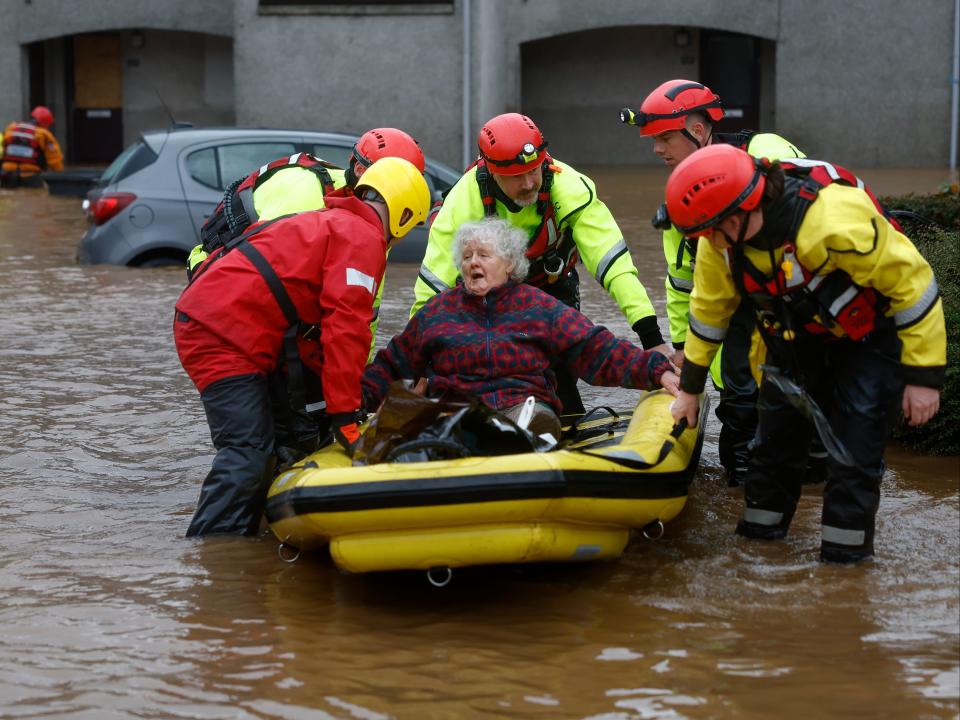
[
  {"x1": 186, "y1": 373, "x2": 276, "y2": 537},
  {"x1": 715, "y1": 300, "x2": 759, "y2": 485},
  {"x1": 734, "y1": 328, "x2": 904, "y2": 563}
]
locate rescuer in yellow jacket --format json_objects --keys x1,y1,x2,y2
[
  {"x1": 414, "y1": 113, "x2": 668, "y2": 414},
  {"x1": 621, "y1": 79, "x2": 805, "y2": 485},
  {"x1": 1, "y1": 106, "x2": 64, "y2": 188},
  {"x1": 666, "y1": 145, "x2": 946, "y2": 564}
]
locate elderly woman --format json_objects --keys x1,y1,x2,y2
[{"x1": 362, "y1": 217, "x2": 679, "y2": 439}]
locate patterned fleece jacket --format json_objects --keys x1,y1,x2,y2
[{"x1": 362, "y1": 280, "x2": 671, "y2": 413}]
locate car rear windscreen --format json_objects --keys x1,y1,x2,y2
[{"x1": 99, "y1": 140, "x2": 159, "y2": 187}]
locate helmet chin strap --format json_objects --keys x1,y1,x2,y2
[
  {"x1": 735, "y1": 210, "x2": 751, "y2": 244},
  {"x1": 682, "y1": 124, "x2": 712, "y2": 150}
]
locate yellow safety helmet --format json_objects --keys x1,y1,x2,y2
[{"x1": 355, "y1": 156, "x2": 431, "y2": 239}]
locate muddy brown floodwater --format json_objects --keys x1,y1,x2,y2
[{"x1": 0, "y1": 167, "x2": 956, "y2": 719}]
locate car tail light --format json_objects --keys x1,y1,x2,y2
[{"x1": 88, "y1": 192, "x2": 137, "y2": 226}]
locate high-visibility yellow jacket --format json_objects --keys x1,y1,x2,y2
[
  {"x1": 664, "y1": 132, "x2": 804, "y2": 349},
  {"x1": 681, "y1": 182, "x2": 946, "y2": 393},
  {"x1": 413, "y1": 160, "x2": 664, "y2": 347}
]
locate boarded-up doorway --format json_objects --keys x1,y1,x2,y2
[{"x1": 72, "y1": 33, "x2": 123, "y2": 163}]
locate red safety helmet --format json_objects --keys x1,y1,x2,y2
[
  {"x1": 665, "y1": 144, "x2": 766, "y2": 237},
  {"x1": 30, "y1": 105, "x2": 54, "y2": 128},
  {"x1": 477, "y1": 113, "x2": 548, "y2": 176},
  {"x1": 350, "y1": 128, "x2": 425, "y2": 174},
  {"x1": 621, "y1": 80, "x2": 723, "y2": 141}
]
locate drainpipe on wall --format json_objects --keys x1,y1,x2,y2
[
  {"x1": 462, "y1": 0, "x2": 472, "y2": 169},
  {"x1": 951, "y1": 0, "x2": 959, "y2": 171}
]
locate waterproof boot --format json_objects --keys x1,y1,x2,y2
[
  {"x1": 820, "y1": 541, "x2": 874, "y2": 565},
  {"x1": 735, "y1": 509, "x2": 792, "y2": 540},
  {"x1": 716, "y1": 400, "x2": 758, "y2": 487}
]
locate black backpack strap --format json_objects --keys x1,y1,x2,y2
[
  {"x1": 235, "y1": 239, "x2": 308, "y2": 413},
  {"x1": 305, "y1": 164, "x2": 335, "y2": 195},
  {"x1": 474, "y1": 162, "x2": 498, "y2": 217}
]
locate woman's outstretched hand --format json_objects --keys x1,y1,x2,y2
[{"x1": 659, "y1": 370, "x2": 680, "y2": 397}]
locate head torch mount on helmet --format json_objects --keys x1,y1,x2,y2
[
  {"x1": 623, "y1": 80, "x2": 724, "y2": 148},
  {"x1": 477, "y1": 113, "x2": 549, "y2": 176}
]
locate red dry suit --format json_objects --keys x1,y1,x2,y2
[{"x1": 174, "y1": 195, "x2": 386, "y2": 416}]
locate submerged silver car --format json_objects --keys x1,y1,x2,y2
[{"x1": 77, "y1": 126, "x2": 460, "y2": 266}]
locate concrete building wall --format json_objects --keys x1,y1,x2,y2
[
  {"x1": 776, "y1": 0, "x2": 955, "y2": 167},
  {"x1": 0, "y1": 8, "x2": 23, "y2": 130},
  {"x1": 232, "y1": 0, "x2": 463, "y2": 166},
  {"x1": 13, "y1": 0, "x2": 233, "y2": 43},
  {"x1": 522, "y1": 25, "x2": 703, "y2": 167},
  {"x1": 0, "y1": 0, "x2": 234, "y2": 157},
  {"x1": 122, "y1": 30, "x2": 235, "y2": 146},
  {"x1": 1, "y1": 0, "x2": 955, "y2": 169}
]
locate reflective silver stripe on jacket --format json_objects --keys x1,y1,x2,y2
[
  {"x1": 822, "y1": 525, "x2": 866, "y2": 546},
  {"x1": 418, "y1": 265, "x2": 450, "y2": 295},
  {"x1": 827, "y1": 286, "x2": 860, "y2": 318},
  {"x1": 595, "y1": 239, "x2": 628, "y2": 287},
  {"x1": 807, "y1": 274, "x2": 825, "y2": 291},
  {"x1": 667, "y1": 274, "x2": 694, "y2": 292},
  {"x1": 894, "y1": 277, "x2": 939, "y2": 328},
  {"x1": 742, "y1": 508, "x2": 784, "y2": 526},
  {"x1": 688, "y1": 312, "x2": 727, "y2": 342},
  {"x1": 786, "y1": 158, "x2": 865, "y2": 189}
]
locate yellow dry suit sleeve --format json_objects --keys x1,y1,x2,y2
[
  {"x1": 679, "y1": 239, "x2": 742, "y2": 394},
  {"x1": 412, "y1": 167, "x2": 485, "y2": 317},
  {"x1": 796, "y1": 184, "x2": 946, "y2": 387},
  {"x1": 551, "y1": 162, "x2": 662, "y2": 347}
]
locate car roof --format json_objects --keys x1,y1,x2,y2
[
  {"x1": 140, "y1": 126, "x2": 360, "y2": 150},
  {"x1": 135, "y1": 125, "x2": 462, "y2": 183}
]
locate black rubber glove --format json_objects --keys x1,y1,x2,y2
[{"x1": 330, "y1": 410, "x2": 364, "y2": 456}]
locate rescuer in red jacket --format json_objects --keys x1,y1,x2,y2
[{"x1": 174, "y1": 157, "x2": 431, "y2": 537}]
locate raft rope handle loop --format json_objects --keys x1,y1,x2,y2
[
  {"x1": 277, "y1": 540, "x2": 301, "y2": 564},
  {"x1": 642, "y1": 519, "x2": 665, "y2": 540},
  {"x1": 426, "y1": 566, "x2": 453, "y2": 588},
  {"x1": 670, "y1": 417, "x2": 688, "y2": 438},
  {"x1": 568, "y1": 406, "x2": 620, "y2": 436}
]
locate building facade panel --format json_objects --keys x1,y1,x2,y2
[
  {"x1": 777, "y1": 0, "x2": 954, "y2": 167},
  {"x1": 0, "y1": 0, "x2": 954, "y2": 169},
  {"x1": 233, "y1": 0, "x2": 464, "y2": 166}
]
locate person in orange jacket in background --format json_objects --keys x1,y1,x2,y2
[{"x1": 1, "y1": 106, "x2": 64, "y2": 188}]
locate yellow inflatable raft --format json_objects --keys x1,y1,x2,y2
[{"x1": 266, "y1": 390, "x2": 707, "y2": 577}]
